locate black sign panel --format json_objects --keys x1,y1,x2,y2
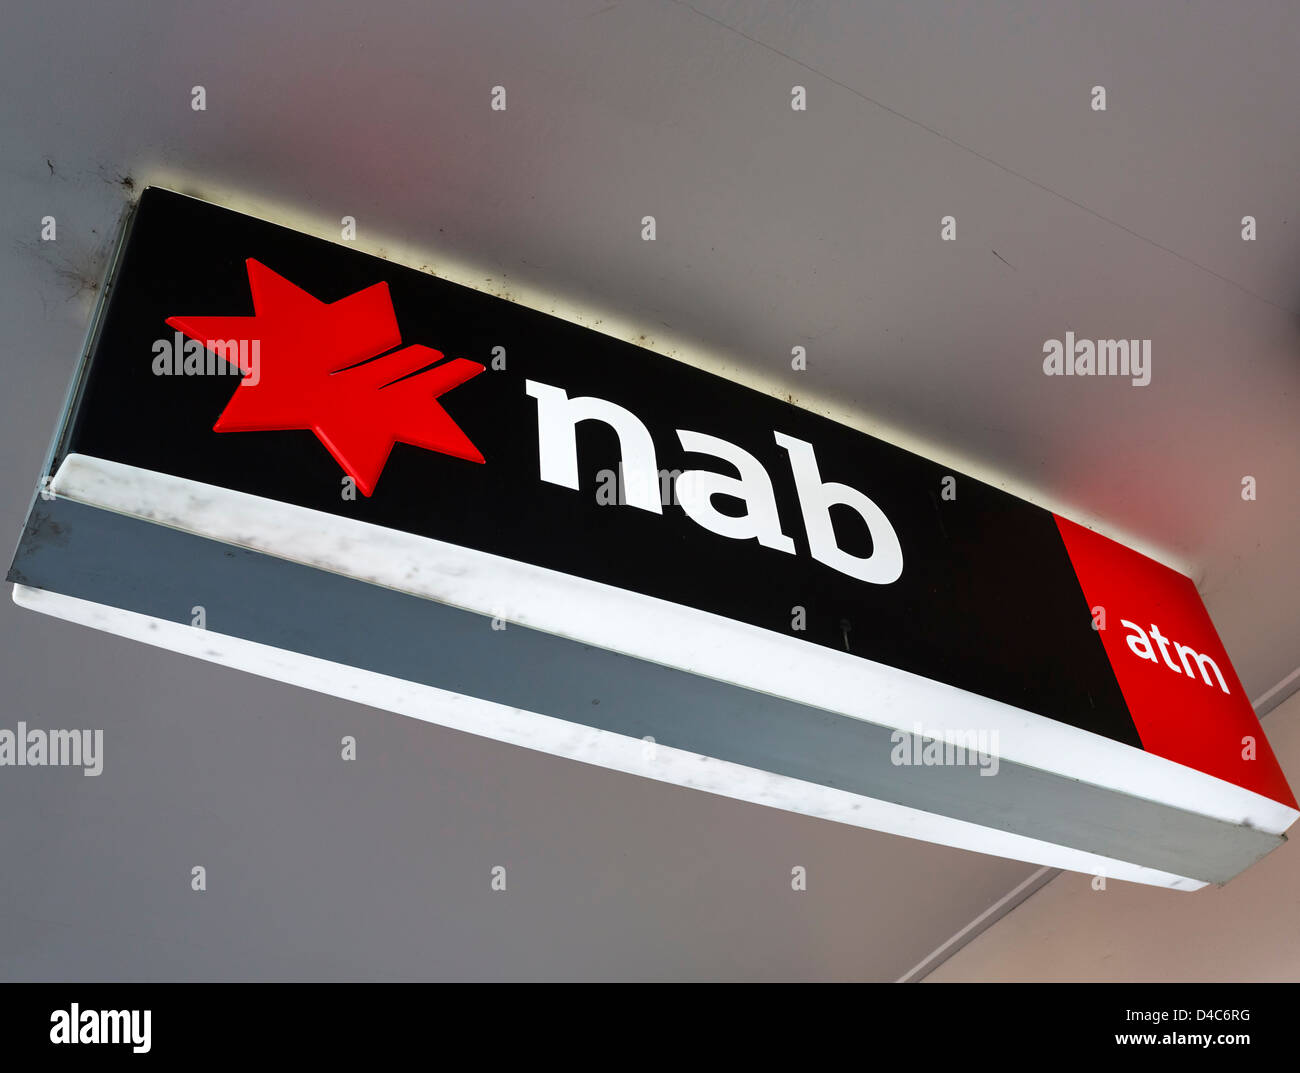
[{"x1": 59, "y1": 188, "x2": 1139, "y2": 747}]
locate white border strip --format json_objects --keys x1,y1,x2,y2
[
  {"x1": 48, "y1": 453, "x2": 1298, "y2": 837},
  {"x1": 12, "y1": 584, "x2": 1205, "y2": 891}
]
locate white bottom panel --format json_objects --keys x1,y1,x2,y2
[{"x1": 14, "y1": 583, "x2": 1206, "y2": 891}]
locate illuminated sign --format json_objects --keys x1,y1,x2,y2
[{"x1": 11, "y1": 188, "x2": 1294, "y2": 889}]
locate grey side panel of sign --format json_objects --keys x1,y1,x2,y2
[{"x1": 8, "y1": 494, "x2": 1282, "y2": 885}]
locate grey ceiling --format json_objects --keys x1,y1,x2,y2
[{"x1": 1, "y1": 0, "x2": 1296, "y2": 980}]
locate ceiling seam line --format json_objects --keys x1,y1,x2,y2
[{"x1": 672, "y1": 1, "x2": 1300, "y2": 317}]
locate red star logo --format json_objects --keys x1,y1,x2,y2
[{"x1": 166, "y1": 259, "x2": 485, "y2": 496}]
